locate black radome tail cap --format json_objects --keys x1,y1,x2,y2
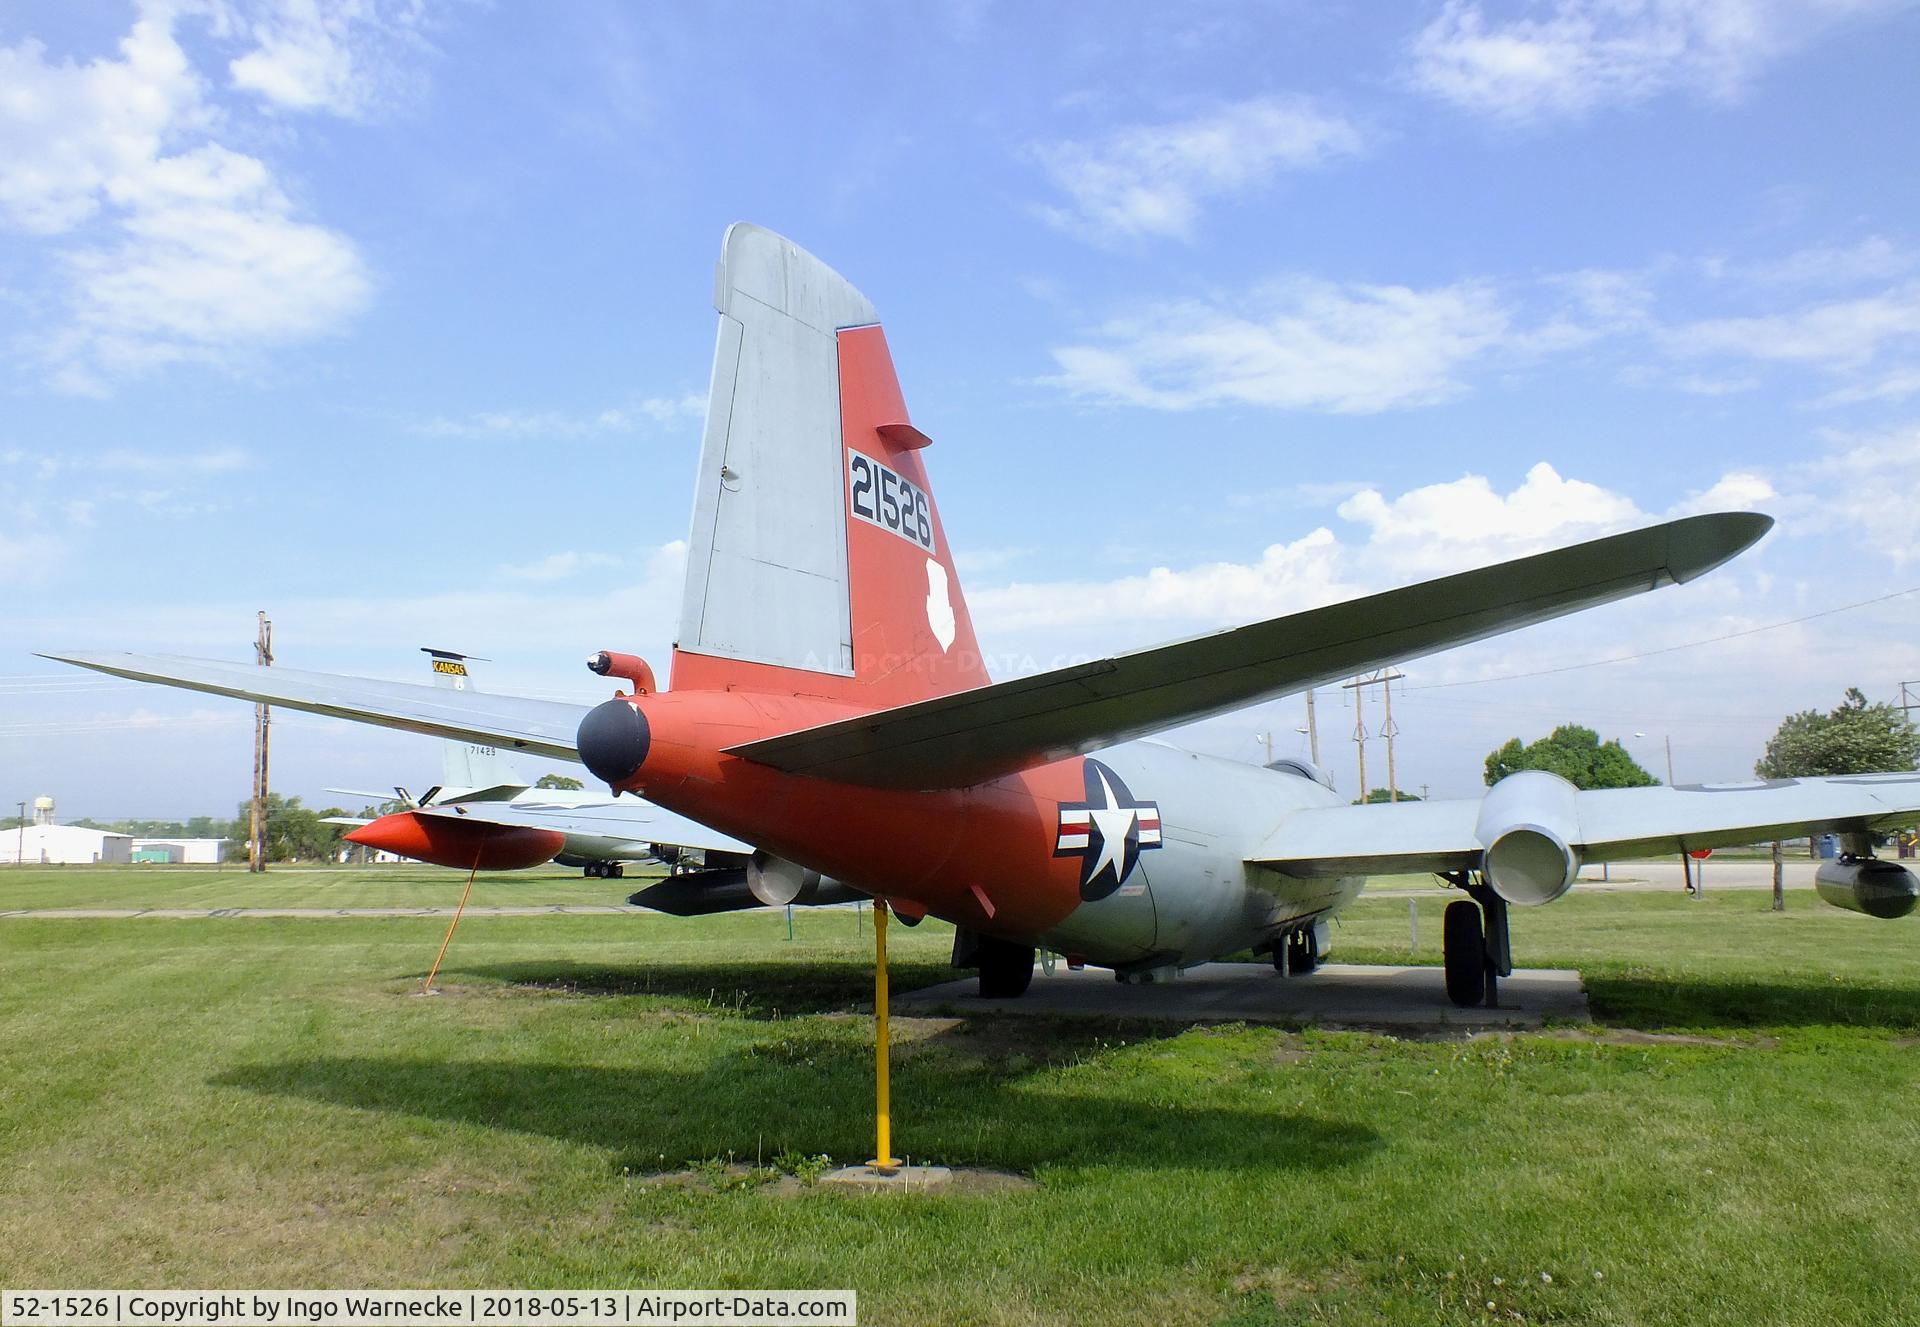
[{"x1": 578, "y1": 698, "x2": 651, "y2": 788}]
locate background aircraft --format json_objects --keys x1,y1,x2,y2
[
  {"x1": 51, "y1": 224, "x2": 1920, "y2": 1006},
  {"x1": 327, "y1": 649, "x2": 801, "y2": 903}
]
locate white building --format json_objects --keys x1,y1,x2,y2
[
  {"x1": 1, "y1": 824, "x2": 133, "y2": 865},
  {"x1": 131, "y1": 838, "x2": 230, "y2": 864}
]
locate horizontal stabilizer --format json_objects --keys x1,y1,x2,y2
[
  {"x1": 1253, "y1": 772, "x2": 1920, "y2": 878},
  {"x1": 40, "y1": 652, "x2": 588, "y2": 762},
  {"x1": 725, "y1": 513, "x2": 1770, "y2": 789}
]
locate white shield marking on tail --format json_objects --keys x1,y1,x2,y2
[{"x1": 926, "y1": 558, "x2": 957, "y2": 652}]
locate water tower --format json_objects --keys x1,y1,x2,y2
[{"x1": 32, "y1": 796, "x2": 54, "y2": 825}]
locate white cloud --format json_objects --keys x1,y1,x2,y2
[
  {"x1": 1705, "y1": 236, "x2": 1916, "y2": 288},
  {"x1": 973, "y1": 527, "x2": 1358, "y2": 635},
  {"x1": 1823, "y1": 366, "x2": 1920, "y2": 404},
  {"x1": 499, "y1": 551, "x2": 622, "y2": 583},
  {"x1": 1338, "y1": 461, "x2": 1646, "y2": 573},
  {"x1": 1407, "y1": 0, "x2": 1903, "y2": 122},
  {"x1": 409, "y1": 394, "x2": 707, "y2": 439},
  {"x1": 1033, "y1": 96, "x2": 1364, "y2": 242},
  {"x1": 226, "y1": 0, "x2": 431, "y2": 117},
  {"x1": 1663, "y1": 281, "x2": 1920, "y2": 367},
  {"x1": 1048, "y1": 277, "x2": 1514, "y2": 413},
  {"x1": 27, "y1": 446, "x2": 257, "y2": 477},
  {"x1": 1667, "y1": 469, "x2": 1776, "y2": 516},
  {"x1": 1807, "y1": 425, "x2": 1920, "y2": 563},
  {"x1": 0, "y1": 2, "x2": 414, "y2": 390},
  {"x1": 970, "y1": 460, "x2": 1786, "y2": 646}
]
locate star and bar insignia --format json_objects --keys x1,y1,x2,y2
[{"x1": 1054, "y1": 758, "x2": 1162, "y2": 901}]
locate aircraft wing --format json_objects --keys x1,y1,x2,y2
[
  {"x1": 1251, "y1": 773, "x2": 1920, "y2": 878},
  {"x1": 412, "y1": 797, "x2": 752, "y2": 856},
  {"x1": 726, "y1": 513, "x2": 1771, "y2": 790},
  {"x1": 38, "y1": 652, "x2": 587, "y2": 762}
]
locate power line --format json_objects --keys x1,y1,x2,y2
[{"x1": 1405, "y1": 584, "x2": 1920, "y2": 692}]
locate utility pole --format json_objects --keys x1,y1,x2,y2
[
  {"x1": 1341, "y1": 670, "x2": 1406, "y2": 802},
  {"x1": 1304, "y1": 689, "x2": 1320, "y2": 765},
  {"x1": 15, "y1": 800, "x2": 23, "y2": 868},
  {"x1": 1664, "y1": 735, "x2": 1676, "y2": 786},
  {"x1": 249, "y1": 611, "x2": 273, "y2": 874},
  {"x1": 1351, "y1": 682, "x2": 1366, "y2": 802},
  {"x1": 1255, "y1": 731, "x2": 1273, "y2": 765},
  {"x1": 1382, "y1": 674, "x2": 1399, "y2": 802}
]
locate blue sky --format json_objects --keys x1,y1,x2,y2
[{"x1": 4, "y1": 0, "x2": 1919, "y2": 820}]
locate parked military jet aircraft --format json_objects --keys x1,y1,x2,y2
[{"x1": 49, "y1": 224, "x2": 1920, "y2": 1006}]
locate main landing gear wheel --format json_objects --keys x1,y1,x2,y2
[
  {"x1": 1283, "y1": 927, "x2": 1320, "y2": 975},
  {"x1": 975, "y1": 938, "x2": 1035, "y2": 998},
  {"x1": 951, "y1": 927, "x2": 1036, "y2": 998},
  {"x1": 1442, "y1": 885, "x2": 1512, "y2": 1007},
  {"x1": 583, "y1": 862, "x2": 625, "y2": 879},
  {"x1": 1442, "y1": 900, "x2": 1487, "y2": 1006}
]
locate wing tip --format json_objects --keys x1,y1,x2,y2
[{"x1": 1666, "y1": 510, "x2": 1774, "y2": 583}]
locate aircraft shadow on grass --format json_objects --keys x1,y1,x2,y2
[
  {"x1": 458, "y1": 957, "x2": 1920, "y2": 1033},
  {"x1": 438, "y1": 957, "x2": 971, "y2": 1020},
  {"x1": 214, "y1": 1035, "x2": 1381, "y2": 1176}
]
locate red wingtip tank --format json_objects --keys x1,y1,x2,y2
[{"x1": 345, "y1": 810, "x2": 565, "y2": 871}]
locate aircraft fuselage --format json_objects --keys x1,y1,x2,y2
[{"x1": 587, "y1": 687, "x2": 1360, "y2": 973}]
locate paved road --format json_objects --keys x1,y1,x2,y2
[{"x1": 1370, "y1": 858, "x2": 1845, "y2": 897}]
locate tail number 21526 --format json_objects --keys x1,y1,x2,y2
[{"x1": 848, "y1": 450, "x2": 934, "y2": 553}]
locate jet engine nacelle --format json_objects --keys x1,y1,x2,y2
[
  {"x1": 1475, "y1": 770, "x2": 1582, "y2": 906},
  {"x1": 746, "y1": 851, "x2": 846, "y2": 906},
  {"x1": 1815, "y1": 857, "x2": 1920, "y2": 919},
  {"x1": 631, "y1": 864, "x2": 866, "y2": 916}
]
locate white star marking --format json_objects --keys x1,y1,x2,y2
[{"x1": 1084, "y1": 766, "x2": 1138, "y2": 886}]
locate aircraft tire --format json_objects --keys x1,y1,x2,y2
[
  {"x1": 977, "y1": 938, "x2": 1035, "y2": 998},
  {"x1": 608, "y1": 863, "x2": 624, "y2": 878},
  {"x1": 1443, "y1": 900, "x2": 1488, "y2": 1007},
  {"x1": 1285, "y1": 928, "x2": 1319, "y2": 975}
]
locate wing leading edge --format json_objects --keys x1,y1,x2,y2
[
  {"x1": 39, "y1": 652, "x2": 587, "y2": 762},
  {"x1": 726, "y1": 513, "x2": 1771, "y2": 790},
  {"x1": 1253, "y1": 772, "x2": 1920, "y2": 879}
]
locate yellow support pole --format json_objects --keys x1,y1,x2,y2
[{"x1": 869, "y1": 899, "x2": 900, "y2": 1171}]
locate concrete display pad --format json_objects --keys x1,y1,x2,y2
[{"x1": 897, "y1": 962, "x2": 1588, "y2": 1029}]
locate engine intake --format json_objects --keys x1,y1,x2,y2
[
  {"x1": 1475, "y1": 770, "x2": 1582, "y2": 906},
  {"x1": 1815, "y1": 856, "x2": 1920, "y2": 920}
]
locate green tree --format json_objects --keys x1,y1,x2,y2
[
  {"x1": 226, "y1": 794, "x2": 352, "y2": 863},
  {"x1": 535, "y1": 774, "x2": 585, "y2": 790},
  {"x1": 1484, "y1": 724, "x2": 1657, "y2": 789},
  {"x1": 1354, "y1": 788, "x2": 1423, "y2": 804},
  {"x1": 1756, "y1": 688, "x2": 1920, "y2": 778}
]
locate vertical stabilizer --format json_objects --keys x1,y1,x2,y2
[
  {"x1": 673, "y1": 225, "x2": 988, "y2": 708},
  {"x1": 422, "y1": 649, "x2": 528, "y2": 795}
]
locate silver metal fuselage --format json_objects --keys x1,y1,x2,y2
[{"x1": 1034, "y1": 740, "x2": 1363, "y2": 974}]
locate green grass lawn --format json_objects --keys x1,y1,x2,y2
[{"x1": 2, "y1": 868, "x2": 1918, "y2": 1325}]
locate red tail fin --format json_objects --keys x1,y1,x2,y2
[{"x1": 671, "y1": 226, "x2": 986, "y2": 707}]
